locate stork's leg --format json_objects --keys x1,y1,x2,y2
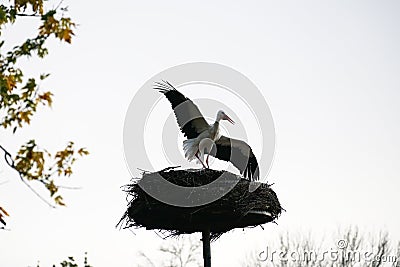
[
  {"x1": 195, "y1": 150, "x2": 207, "y2": 168},
  {"x1": 206, "y1": 154, "x2": 210, "y2": 168}
]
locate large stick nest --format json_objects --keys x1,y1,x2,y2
[{"x1": 118, "y1": 168, "x2": 282, "y2": 240}]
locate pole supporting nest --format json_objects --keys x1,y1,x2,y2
[{"x1": 202, "y1": 228, "x2": 211, "y2": 267}]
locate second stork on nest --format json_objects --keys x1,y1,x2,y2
[{"x1": 155, "y1": 81, "x2": 260, "y2": 181}]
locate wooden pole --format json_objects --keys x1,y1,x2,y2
[{"x1": 202, "y1": 229, "x2": 211, "y2": 267}]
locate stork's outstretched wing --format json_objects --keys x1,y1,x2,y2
[
  {"x1": 154, "y1": 81, "x2": 209, "y2": 139},
  {"x1": 213, "y1": 135, "x2": 259, "y2": 181}
]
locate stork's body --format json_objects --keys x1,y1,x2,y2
[
  {"x1": 155, "y1": 81, "x2": 260, "y2": 181},
  {"x1": 183, "y1": 111, "x2": 232, "y2": 167}
]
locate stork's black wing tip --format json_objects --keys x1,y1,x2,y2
[
  {"x1": 153, "y1": 80, "x2": 177, "y2": 94},
  {"x1": 252, "y1": 168, "x2": 260, "y2": 181},
  {"x1": 244, "y1": 162, "x2": 259, "y2": 181}
]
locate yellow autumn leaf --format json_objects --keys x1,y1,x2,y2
[
  {"x1": 0, "y1": 206, "x2": 9, "y2": 217},
  {"x1": 5, "y1": 75, "x2": 17, "y2": 91},
  {"x1": 38, "y1": 91, "x2": 53, "y2": 107},
  {"x1": 54, "y1": 195, "x2": 65, "y2": 206},
  {"x1": 19, "y1": 110, "x2": 32, "y2": 124},
  {"x1": 64, "y1": 166, "x2": 72, "y2": 176},
  {"x1": 46, "y1": 180, "x2": 58, "y2": 196},
  {"x1": 78, "y1": 148, "x2": 89, "y2": 156},
  {"x1": 0, "y1": 206, "x2": 9, "y2": 226}
]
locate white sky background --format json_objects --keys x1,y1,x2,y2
[{"x1": 1, "y1": 0, "x2": 400, "y2": 266}]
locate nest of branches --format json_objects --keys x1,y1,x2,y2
[{"x1": 118, "y1": 167, "x2": 282, "y2": 240}]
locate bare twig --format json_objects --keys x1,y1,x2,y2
[
  {"x1": 137, "y1": 251, "x2": 156, "y2": 267},
  {"x1": 0, "y1": 180, "x2": 9, "y2": 186},
  {"x1": 54, "y1": 0, "x2": 65, "y2": 11}
]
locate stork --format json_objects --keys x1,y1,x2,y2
[{"x1": 154, "y1": 81, "x2": 260, "y2": 181}]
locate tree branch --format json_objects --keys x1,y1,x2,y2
[
  {"x1": 15, "y1": 13, "x2": 40, "y2": 17},
  {"x1": 0, "y1": 144, "x2": 56, "y2": 208}
]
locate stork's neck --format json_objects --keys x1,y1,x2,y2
[
  {"x1": 210, "y1": 118, "x2": 220, "y2": 134},
  {"x1": 206, "y1": 116, "x2": 221, "y2": 141},
  {"x1": 215, "y1": 114, "x2": 223, "y2": 124},
  {"x1": 213, "y1": 116, "x2": 222, "y2": 128}
]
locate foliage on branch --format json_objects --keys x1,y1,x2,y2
[
  {"x1": 36, "y1": 252, "x2": 92, "y2": 267},
  {"x1": 1, "y1": 0, "x2": 75, "y2": 131},
  {"x1": 0, "y1": 0, "x2": 86, "y2": 226}
]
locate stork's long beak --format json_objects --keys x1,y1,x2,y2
[{"x1": 224, "y1": 114, "x2": 235, "y2": 125}]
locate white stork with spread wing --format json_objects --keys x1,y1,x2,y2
[{"x1": 154, "y1": 81, "x2": 260, "y2": 181}]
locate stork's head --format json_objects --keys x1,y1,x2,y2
[{"x1": 217, "y1": 110, "x2": 235, "y2": 124}]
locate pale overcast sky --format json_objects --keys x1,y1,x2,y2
[{"x1": 1, "y1": 1, "x2": 400, "y2": 266}]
